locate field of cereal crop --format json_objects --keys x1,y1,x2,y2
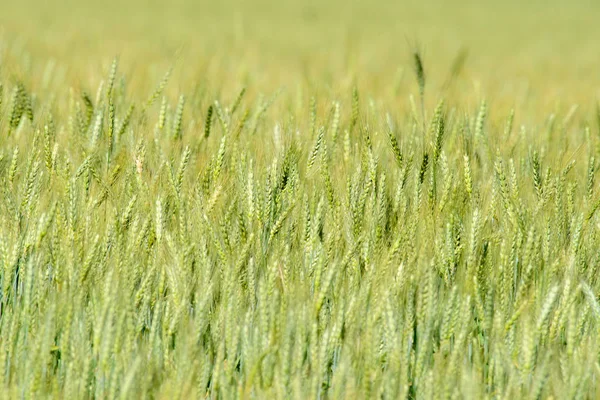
[{"x1": 1, "y1": 0, "x2": 600, "y2": 398}]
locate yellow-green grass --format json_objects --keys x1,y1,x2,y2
[{"x1": 1, "y1": 0, "x2": 600, "y2": 398}]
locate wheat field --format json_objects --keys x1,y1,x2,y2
[{"x1": 1, "y1": 1, "x2": 600, "y2": 399}]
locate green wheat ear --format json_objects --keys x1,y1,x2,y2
[
  {"x1": 82, "y1": 92, "x2": 94, "y2": 129},
  {"x1": 412, "y1": 50, "x2": 426, "y2": 132},
  {"x1": 418, "y1": 152, "x2": 429, "y2": 185},
  {"x1": 386, "y1": 128, "x2": 403, "y2": 169},
  {"x1": 172, "y1": 95, "x2": 185, "y2": 140},
  {"x1": 106, "y1": 57, "x2": 119, "y2": 99},
  {"x1": 146, "y1": 67, "x2": 172, "y2": 108},
  {"x1": 350, "y1": 86, "x2": 359, "y2": 132},
  {"x1": 204, "y1": 104, "x2": 214, "y2": 139},
  {"x1": 413, "y1": 51, "x2": 425, "y2": 97},
  {"x1": 8, "y1": 84, "x2": 23, "y2": 131},
  {"x1": 230, "y1": 87, "x2": 246, "y2": 116}
]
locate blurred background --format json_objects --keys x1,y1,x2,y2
[{"x1": 1, "y1": 0, "x2": 599, "y2": 111}]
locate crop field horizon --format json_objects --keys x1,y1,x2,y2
[{"x1": 1, "y1": 1, "x2": 600, "y2": 399}]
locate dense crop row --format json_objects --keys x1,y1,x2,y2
[{"x1": 1, "y1": 56, "x2": 600, "y2": 398}]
